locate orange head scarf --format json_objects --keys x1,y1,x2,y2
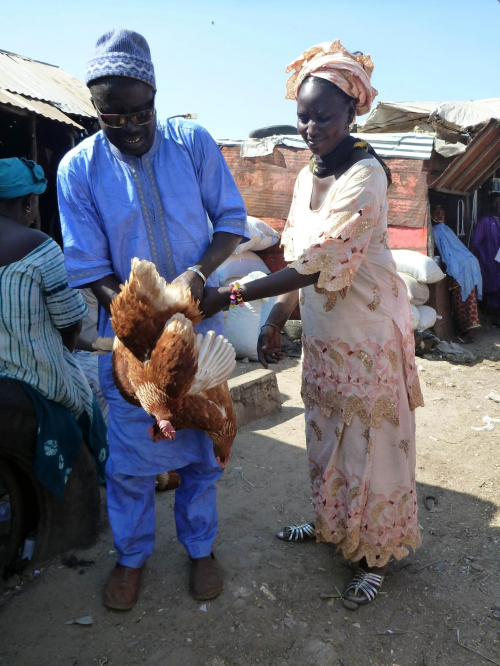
[{"x1": 285, "y1": 40, "x2": 378, "y2": 116}]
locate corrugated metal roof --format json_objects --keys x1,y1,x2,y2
[
  {"x1": 217, "y1": 132, "x2": 434, "y2": 160},
  {"x1": 0, "y1": 50, "x2": 95, "y2": 118},
  {"x1": 430, "y1": 119, "x2": 500, "y2": 195},
  {"x1": 353, "y1": 132, "x2": 434, "y2": 160},
  {"x1": 0, "y1": 89, "x2": 84, "y2": 129}
]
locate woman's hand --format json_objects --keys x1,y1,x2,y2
[
  {"x1": 257, "y1": 324, "x2": 285, "y2": 369},
  {"x1": 199, "y1": 286, "x2": 230, "y2": 319}
]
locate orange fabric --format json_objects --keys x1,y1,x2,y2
[{"x1": 285, "y1": 40, "x2": 378, "y2": 116}]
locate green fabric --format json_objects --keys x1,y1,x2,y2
[
  {"x1": 0, "y1": 157, "x2": 47, "y2": 199},
  {"x1": 20, "y1": 382, "x2": 108, "y2": 499}
]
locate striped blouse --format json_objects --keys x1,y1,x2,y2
[{"x1": 0, "y1": 239, "x2": 94, "y2": 419}]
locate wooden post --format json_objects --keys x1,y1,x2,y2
[{"x1": 30, "y1": 114, "x2": 41, "y2": 230}]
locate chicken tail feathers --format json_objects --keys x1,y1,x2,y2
[{"x1": 187, "y1": 331, "x2": 236, "y2": 396}]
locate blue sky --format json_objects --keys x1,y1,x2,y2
[{"x1": 2, "y1": 0, "x2": 499, "y2": 139}]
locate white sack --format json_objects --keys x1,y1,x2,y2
[
  {"x1": 399, "y1": 273, "x2": 430, "y2": 305},
  {"x1": 217, "y1": 250, "x2": 270, "y2": 284},
  {"x1": 224, "y1": 271, "x2": 276, "y2": 361},
  {"x1": 234, "y1": 216, "x2": 280, "y2": 254},
  {"x1": 416, "y1": 305, "x2": 437, "y2": 331},
  {"x1": 392, "y1": 249, "x2": 445, "y2": 284},
  {"x1": 410, "y1": 304, "x2": 420, "y2": 331}
]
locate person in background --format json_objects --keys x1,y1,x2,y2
[
  {"x1": 201, "y1": 40, "x2": 424, "y2": 607},
  {"x1": 0, "y1": 157, "x2": 107, "y2": 499},
  {"x1": 58, "y1": 29, "x2": 248, "y2": 611},
  {"x1": 431, "y1": 204, "x2": 482, "y2": 342},
  {"x1": 471, "y1": 192, "x2": 500, "y2": 326}
]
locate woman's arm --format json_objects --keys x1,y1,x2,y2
[
  {"x1": 57, "y1": 320, "x2": 82, "y2": 353},
  {"x1": 200, "y1": 266, "x2": 317, "y2": 318}
]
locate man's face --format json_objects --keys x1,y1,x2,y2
[
  {"x1": 90, "y1": 77, "x2": 156, "y2": 157},
  {"x1": 491, "y1": 196, "x2": 500, "y2": 217}
]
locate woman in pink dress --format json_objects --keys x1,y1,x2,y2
[{"x1": 201, "y1": 40, "x2": 424, "y2": 606}]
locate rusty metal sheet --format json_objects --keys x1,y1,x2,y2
[
  {"x1": 430, "y1": 119, "x2": 500, "y2": 195},
  {"x1": 0, "y1": 89, "x2": 84, "y2": 129},
  {"x1": 222, "y1": 145, "x2": 429, "y2": 228},
  {"x1": 0, "y1": 50, "x2": 95, "y2": 118},
  {"x1": 222, "y1": 145, "x2": 310, "y2": 220}
]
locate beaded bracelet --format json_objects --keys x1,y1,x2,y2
[{"x1": 229, "y1": 282, "x2": 244, "y2": 308}]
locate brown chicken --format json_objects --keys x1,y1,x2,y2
[{"x1": 110, "y1": 258, "x2": 237, "y2": 468}]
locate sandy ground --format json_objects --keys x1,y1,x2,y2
[{"x1": 1, "y1": 324, "x2": 500, "y2": 666}]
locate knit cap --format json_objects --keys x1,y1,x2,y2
[{"x1": 85, "y1": 28, "x2": 156, "y2": 90}]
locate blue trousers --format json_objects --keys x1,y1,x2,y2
[{"x1": 100, "y1": 354, "x2": 223, "y2": 567}]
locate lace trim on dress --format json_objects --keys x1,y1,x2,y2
[
  {"x1": 301, "y1": 335, "x2": 402, "y2": 427},
  {"x1": 311, "y1": 464, "x2": 422, "y2": 567}
]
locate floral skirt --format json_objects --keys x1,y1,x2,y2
[{"x1": 304, "y1": 341, "x2": 421, "y2": 568}]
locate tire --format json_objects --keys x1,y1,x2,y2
[
  {"x1": 248, "y1": 125, "x2": 299, "y2": 139},
  {"x1": 0, "y1": 379, "x2": 101, "y2": 565},
  {"x1": 0, "y1": 460, "x2": 26, "y2": 576}
]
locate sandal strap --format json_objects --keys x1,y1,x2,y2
[
  {"x1": 345, "y1": 569, "x2": 384, "y2": 602},
  {"x1": 280, "y1": 521, "x2": 316, "y2": 542}
]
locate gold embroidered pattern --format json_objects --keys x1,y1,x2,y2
[
  {"x1": 391, "y1": 277, "x2": 399, "y2": 298},
  {"x1": 399, "y1": 439, "x2": 409, "y2": 459},
  {"x1": 363, "y1": 427, "x2": 373, "y2": 455},
  {"x1": 379, "y1": 231, "x2": 390, "y2": 249},
  {"x1": 371, "y1": 501, "x2": 387, "y2": 522},
  {"x1": 367, "y1": 287, "x2": 381, "y2": 311},
  {"x1": 356, "y1": 350, "x2": 373, "y2": 373},
  {"x1": 310, "y1": 467, "x2": 320, "y2": 483},
  {"x1": 328, "y1": 348, "x2": 344, "y2": 370},
  {"x1": 302, "y1": 379, "x2": 399, "y2": 428},
  {"x1": 300, "y1": 291, "x2": 305, "y2": 305},
  {"x1": 398, "y1": 493, "x2": 409, "y2": 517},
  {"x1": 410, "y1": 375, "x2": 425, "y2": 410},
  {"x1": 353, "y1": 215, "x2": 375, "y2": 240},
  {"x1": 310, "y1": 344, "x2": 320, "y2": 365},
  {"x1": 314, "y1": 284, "x2": 337, "y2": 311},
  {"x1": 348, "y1": 486, "x2": 362, "y2": 502},
  {"x1": 310, "y1": 420, "x2": 322, "y2": 441},
  {"x1": 387, "y1": 349, "x2": 398, "y2": 372},
  {"x1": 330, "y1": 477, "x2": 346, "y2": 497}
]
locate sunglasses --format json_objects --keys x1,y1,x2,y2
[{"x1": 95, "y1": 105, "x2": 156, "y2": 129}]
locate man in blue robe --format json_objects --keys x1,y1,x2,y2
[{"x1": 58, "y1": 28, "x2": 247, "y2": 610}]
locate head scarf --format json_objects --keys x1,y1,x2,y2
[
  {"x1": 430, "y1": 204, "x2": 446, "y2": 224},
  {"x1": 285, "y1": 40, "x2": 378, "y2": 116},
  {"x1": 85, "y1": 28, "x2": 156, "y2": 90},
  {"x1": 0, "y1": 158, "x2": 47, "y2": 200}
]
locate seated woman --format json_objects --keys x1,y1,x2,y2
[{"x1": 0, "y1": 157, "x2": 107, "y2": 498}]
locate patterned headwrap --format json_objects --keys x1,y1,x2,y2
[
  {"x1": 85, "y1": 28, "x2": 156, "y2": 90},
  {"x1": 0, "y1": 158, "x2": 47, "y2": 200},
  {"x1": 285, "y1": 40, "x2": 378, "y2": 116}
]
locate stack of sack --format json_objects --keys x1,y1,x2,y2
[
  {"x1": 391, "y1": 250, "x2": 446, "y2": 332},
  {"x1": 217, "y1": 216, "x2": 280, "y2": 360}
]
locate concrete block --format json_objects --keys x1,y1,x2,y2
[{"x1": 228, "y1": 368, "x2": 281, "y2": 428}]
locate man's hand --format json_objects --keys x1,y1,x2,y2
[{"x1": 172, "y1": 269, "x2": 205, "y2": 304}]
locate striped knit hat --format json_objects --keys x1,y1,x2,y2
[{"x1": 85, "y1": 28, "x2": 156, "y2": 90}]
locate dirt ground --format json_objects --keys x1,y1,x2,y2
[{"x1": 1, "y1": 323, "x2": 500, "y2": 666}]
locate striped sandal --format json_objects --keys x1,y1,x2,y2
[
  {"x1": 344, "y1": 568, "x2": 385, "y2": 605},
  {"x1": 276, "y1": 521, "x2": 316, "y2": 542}
]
